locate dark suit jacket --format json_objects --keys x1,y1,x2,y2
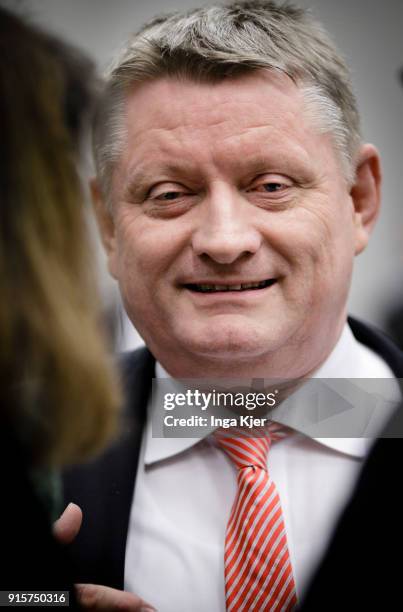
[
  {"x1": 63, "y1": 317, "x2": 403, "y2": 592},
  {"x1": 300, "y1": 393, "x2": 403, "y2": 608}
]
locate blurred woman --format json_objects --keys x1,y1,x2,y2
[{"x1": 0, "y1": 6, "x2": 121, "y2": 594}]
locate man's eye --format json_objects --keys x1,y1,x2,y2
[
  {"x1": 248, "y1": 175, "x2": 291, "y2": 196},
  {"x1": 148, "y1": 183, "x2": 190, "y2": 202},
  {"x1": 156, "y1": 191, "x2": 183, "y2": 201},
  {"x1": 262, "y1": 182, "x2": 285, "y2": 193}
]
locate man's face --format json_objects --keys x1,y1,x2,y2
[{"x1": 100, "y1": 70, "x2": 378, "y2": 377}]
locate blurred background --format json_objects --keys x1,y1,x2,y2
[{"x1": 4, "y1": 0, "x2": 403, "y2": 351}]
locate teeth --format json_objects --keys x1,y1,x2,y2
[{"x1": 193, "y1": 280, "x2": 271, "y2": 292}]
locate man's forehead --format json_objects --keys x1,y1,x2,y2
[
  {"x1": 114, "y1": 70, "x2": 336, "y2": 185},
  {"x1": 123, "y1": 69, "x2": 307, "y2": 135}
]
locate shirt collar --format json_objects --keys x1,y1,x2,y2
[
  {"x1": 311, "y1": 324, "x2": 398, "y2": 456},
  {"x1": 144, "y1": 361, "x2": 200, "y2": 465},
  {"x1": 144, "y1": 323, "x2": 396, "y2": 465}
]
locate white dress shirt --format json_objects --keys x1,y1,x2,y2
[{"x1": 124, "y1": 324, "x2": 398, "y2": 611}]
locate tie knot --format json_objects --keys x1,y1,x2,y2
[{"x1": 214, "y1": 424, "x2": 274, "y2": 470}]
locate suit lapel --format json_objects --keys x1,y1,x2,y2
[{"x1": 348, "y1": 316, "x2": 403, "y2": 378}]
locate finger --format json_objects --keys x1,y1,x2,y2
[
  {"x1": 53, "y1": 502, "x2": 83, "y2": 544},
  {"x1": 75, "y1": 584, "x2": 156, "y2": 611}
]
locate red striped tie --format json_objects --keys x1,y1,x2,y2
[{"x1": 214, "y1": 424, "x2": 297, "y2": 612}]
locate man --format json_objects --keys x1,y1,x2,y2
[{"x1": 64, "y1": 2, "x2": 403, "y2": 610}]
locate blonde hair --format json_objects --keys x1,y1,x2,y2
[{"x1": 0, "y1": 9, "x2": 121, "y2": 467}]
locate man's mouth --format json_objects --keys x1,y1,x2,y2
[{"x1": 184, "y1": 279, "x2": 276, "y2": 293}]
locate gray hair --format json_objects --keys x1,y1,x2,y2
[{"x1": 94, "y1": 0, "x2": 361, "y2": 207}]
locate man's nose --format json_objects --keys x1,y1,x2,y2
[{"x1": 191, "y1": 187, "x2": 262, "y2": 265}]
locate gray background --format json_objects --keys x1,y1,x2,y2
[{"x1": 7, "y1": 0, "x2": 403, "y2": 347}]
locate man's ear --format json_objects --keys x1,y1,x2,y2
[
  {"x1": 90, "y1": 178, "x2": 118, "y2": 279},
  {"x1": 350, "y1": 143, "x2": 382, "y2": 255}
]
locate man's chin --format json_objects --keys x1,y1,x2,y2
[{"x1": 175, "y1": 321, "x2": 278, "y2": 360}]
